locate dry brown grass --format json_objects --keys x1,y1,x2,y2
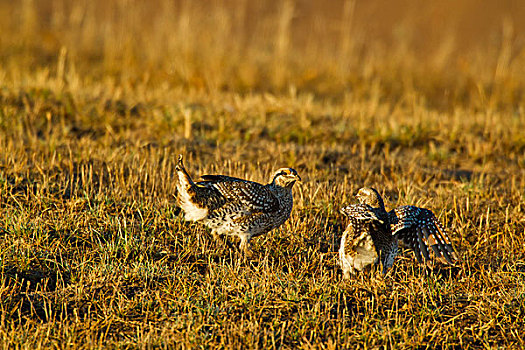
[{"x1": 0, "y1": 0, "x2": 524, "y2": 348}]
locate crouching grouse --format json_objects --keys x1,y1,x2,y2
[{"x1": 339, "y1": 187, "x2": 458, "y2": 278}]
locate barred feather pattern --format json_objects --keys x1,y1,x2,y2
[
  {"x1": 175, "y1": 155, "x2": 300, "y2": 255},
  {"x1": 389, "y1": 206, "x2": 458, "y2": 265},
  {"x1": 339, "y1": 187, "x2": 458, "y2": 277},
  {"x1": 339, "y1": 204, "x2": 398, "y2": 277}
]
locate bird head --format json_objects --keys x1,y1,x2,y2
[
  {"x1": 355, "y1": 187, "x2": 385, "y2": 209},
  {"x1": 271, "y1": 168, "x2": 301, "y2": 189}
]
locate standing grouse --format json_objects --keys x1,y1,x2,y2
[{"x1": 176, "y1": 155, "x2": 300, "y2": 256}]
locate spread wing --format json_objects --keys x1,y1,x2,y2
[
  {"x1": 389, "y1": 206, "x2": 458, "y2": 265},
  {"x1": 198, "y1": 175, "x2": 279, "y2": 212}
]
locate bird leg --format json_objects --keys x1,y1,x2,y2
[
  {"x1": 210, "y1": 230, "x2": 236, "y2": 252},
  {"x1": 239, "y1": 235, "x2": 253, "y2": 258},
  {"x1": 342, "y1": 269, "x2": 354, "y2": 280}
]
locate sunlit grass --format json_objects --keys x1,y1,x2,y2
[{"x1": 0, "y1": 0, "x2": 525, "y2": 348}]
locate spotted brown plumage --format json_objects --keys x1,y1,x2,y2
[
  {"x1": 175, "y1": 155, "x2": 300, "y2": 256},
  {"x1": 339, "y1": 203, "x2": 398, "y2": 277},
  {"x1": 339, "y1": 204, "x2": 396, "y2": 278},
  {"x1": 339, "y1": 187, "x2": 458, "y2": 277}
]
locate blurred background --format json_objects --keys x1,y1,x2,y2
[{"x1": 0, "y1": 0, "x2": 524, "y2": 107}]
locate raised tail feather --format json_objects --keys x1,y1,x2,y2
[
  {"x1": 176, "y1": 155, "x2": 194, "y2": 189},
  {"x1": 175, "y1": 155, "x2": 208, "y2": 221}
]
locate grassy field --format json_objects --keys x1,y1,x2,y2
[{"x1": 1, "y1": 0, "x2": 525, "y2": 348}]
